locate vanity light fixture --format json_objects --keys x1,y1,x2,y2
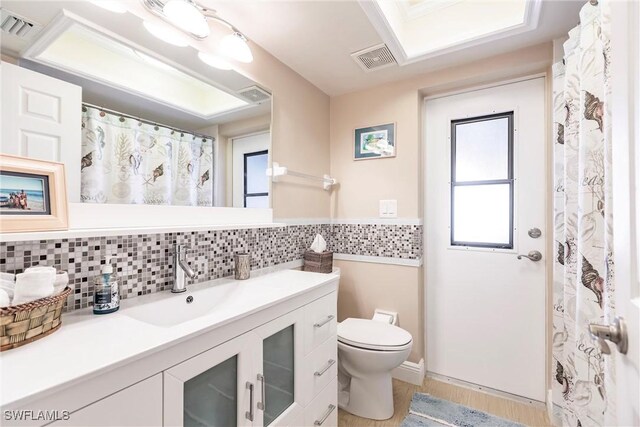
[
  {"x1": 141, "y1": 0, "x2": 253, "y2": 63},
  {"x1": 197, "y1": 52, "x2": 233, "y2": 70},
  {"x1": 142, "y1": 20, "x2": 189, "y2": 47},
  {"x1": 162, "y1": 0, "x2": 209, "y2": 38},
  {"x1": 220, "y1": 32, "x2": 253, "y2": 64}
]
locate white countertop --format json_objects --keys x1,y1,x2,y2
[{"x1": 0, "y1": 268, "x2": 339, "y2": 409}]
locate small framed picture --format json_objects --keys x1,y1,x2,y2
[
  {"x1": 0, "y1": 154, "x2": 68, "y2": 233},
  {"x1": 354, "y1": 123, "x2": 396, "y2": 160}
]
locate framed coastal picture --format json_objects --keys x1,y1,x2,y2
[
  {"x1": 354, "y1": 123, "x2": 396, "y2": 160},
  {"x1": 0, "y1": 154, "x2": 68, "y2": 233}
]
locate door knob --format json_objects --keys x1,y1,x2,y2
[
  {"x1": 589, "y1": 316, "x2": 628, "y2": 355},
  {"x1": 517, "y1": 250, "x2": 542, "y2": 262}
]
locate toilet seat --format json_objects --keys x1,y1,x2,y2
[{"x1": 338, "y1": 318, "x2": 412, "y2": 351}]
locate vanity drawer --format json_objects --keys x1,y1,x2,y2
[
  {"x1": 303, "y1": 334, "x2": 338, "y2": 405},
  {"x1": 304, "y1": 378, "x2": 338, "y2": 427},
  {"x1": 304, "y1": 292, "x2": 337, "y2": 355}
]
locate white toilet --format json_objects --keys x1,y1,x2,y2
[{"x1": 337, "y1": 317, "x2": 413, "y2": 420}]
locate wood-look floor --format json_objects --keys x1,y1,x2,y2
[{"x1": 338, "y1": 377, "x2": 551, "y2": 427}]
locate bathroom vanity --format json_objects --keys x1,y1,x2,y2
[{"x1": 0, "y1": 269, "x2": 339, "y2": 427}]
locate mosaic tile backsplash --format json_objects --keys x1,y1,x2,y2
[{"x1": 0, "y1": 223, "x2": 422, "y2": 311}]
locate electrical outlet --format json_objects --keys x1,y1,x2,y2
[{"x1": 379, "y1": 200, "x2": 397, "y2": 218}]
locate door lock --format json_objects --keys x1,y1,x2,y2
[{"x1": 528, "y1": 228, "x2": 542, "y2": 238}]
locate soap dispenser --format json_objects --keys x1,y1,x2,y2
[{"x1": 93, "y1": 256, "x2": 120, "y2": 314}]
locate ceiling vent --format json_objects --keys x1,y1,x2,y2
[
  {"x1": 237, "y1": 85, "x2": 271, "y2": 104},
  {"x1": 0, "y1": 9, "x2": 41, "y2": 40},
  {"x1": 351, "y1": 44, "x2": 397, "y2": 72}
]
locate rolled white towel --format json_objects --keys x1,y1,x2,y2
[
  {"x1": 12, "y1": 268, "x2": 55, "y2": 306},
  {"x1": 0, "y1": 278, "x2": 15, "y2": 299},
  {"x1": 0, "y1": 289, "x2": 10, "y2": 308},
  {"x1": 53, "y1": 271, "x2": 69, "y2": 294},
  {"x1": 0, "y1": 272, "x2": 15, "y2": 282}
]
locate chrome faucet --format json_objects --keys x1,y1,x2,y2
[{"x1": 172, "y1": 244, "x2": 197, "y2": 293}]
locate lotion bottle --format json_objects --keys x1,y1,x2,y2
[{"x1": 93, "y1": 256, "x2": 119, "y2": 314}]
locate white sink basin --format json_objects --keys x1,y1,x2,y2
[{"x1": 123, "y1": 280, "x2": 260, "y2": 327}]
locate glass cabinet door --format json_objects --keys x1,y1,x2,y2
[
  {"x1": 262, "y1": 325, "x2": 294, "y2": 425},
  {"x1": 183, "y1": 355, "x2": 238, "y2": 427},
  {"x1": 164, "y1": 333, "x2": 255, "y2": 427},
  {"x1": 254, "y1": 309, "x2": 304, "y2": 427}
]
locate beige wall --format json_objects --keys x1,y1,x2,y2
[
  {"x1": 336, "y1": 260, "x2": 424, "y2": 363},
  {"x1": 329, "y1": 42, "x2": 553, "y2": 363},
  {"x1": 233, "y1": 44, "x2": 331, "y2": 219}
]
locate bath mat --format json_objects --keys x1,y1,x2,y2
[{"x1": 400, "y1": 393, "x2": 525, "y2": 427}]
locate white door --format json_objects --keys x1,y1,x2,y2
[
  {"x1": 253, "y1": 309, "x2": 305, "y2": 427},
  {"x1": 611, "y1": 1, "x2": 640, "y2": 424},
  {"x1": 1, "y1": 62, "x2": 82, "y2": 202},
  {"x1": 232, "y1": 132, "x2": 270, "y2": 208},
  {"x1": 164, "y1": 332, "x2": 256, "y2": 427},
  {"x1": 425, "y1": 77, "x2": 546, "y2": 401}
]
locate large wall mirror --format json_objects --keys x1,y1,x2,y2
[{"x1": 1, "y1": 1, "x2": 273, "y2": 219}]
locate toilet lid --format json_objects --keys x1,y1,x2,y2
[{"x1": 337, "y1": 318, "x2": 412, "y2": 351}]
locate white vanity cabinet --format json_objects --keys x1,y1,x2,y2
[
  {"x1": 164, "y1": 294, "x2": 337, "y2": 427},
  {"x1": 3, "y1": 272, "x2": 338, "y2": 427},
  {"x1": 48, "y1": 375, "x2": 163, "y2": 427},
  {"x1": 164, "y1": 309, "x2": 305, "y2": 427}
]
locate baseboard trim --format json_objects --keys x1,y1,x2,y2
[
  {"x1": 547, "y1": 389, "x2": 561, "y2": 426},
  {"x1": 426, "y1": 371, "x2": 545, "y2": 409},
  {"x1": 392, "y1": 358, "x2": 425, "y2": 386}
]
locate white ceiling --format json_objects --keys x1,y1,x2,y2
[{"x1": 207, "y1": 0, "x2": 583, "y2": 96}]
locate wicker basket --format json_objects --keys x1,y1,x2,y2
[
  {"x1": 0, "y1": 287, "x2": 71, "y2": 351},
  {"x1": 303, "y1": 250, "x2": 333, "y2": 274}
]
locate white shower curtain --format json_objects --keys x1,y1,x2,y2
[
  {"x1": 80, "y1": 106, "x2": 214, "y2": 206},
  {"x1": 552, "y1": 2, "x2": 615, "y2": 426}
]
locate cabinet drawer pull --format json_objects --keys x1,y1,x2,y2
[
  {"x1": 257, "y1": 373, "x2": 266, "y2": 411},
  {"x1": 314, "y1": 315, "x2": 335, "y2": 328},
  {"x1": 314, "y1": 359, "x2": 336, "y2": 377},
  {"x1": 245, "y1": 381, "x2": 254, "y2": 421},
  {"x1": 314, "y1": 404, "x2": 336, "y2": 426}
]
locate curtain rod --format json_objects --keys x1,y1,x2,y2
[{"x1": 82, "y1": 102, "x2": 216, "y2": 142}]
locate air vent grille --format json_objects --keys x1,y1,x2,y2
[
  {"x1": 351, "y1": 44, "x2": 397, "y2": 72},
  {"x1": 237, "y1": 85, "x2": 271, "y2": 104},
  {"x1": 0, "y1": 9, "x2": 40, "y2": 39}
]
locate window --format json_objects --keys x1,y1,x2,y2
[
  {"x1": 450, "y1": 112, "x2": 514, "y2": 249},
  {"x1": 244, "y1": 150, "x2": 269, "y2": 208}
]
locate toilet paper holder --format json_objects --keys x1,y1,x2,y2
[{"x1": 372, "y1": 309, "x2": 398, "y2": 325}]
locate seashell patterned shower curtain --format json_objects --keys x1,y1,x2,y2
[
  {"x1": 80, "y1": 105, "x2": 214, "y2": 206},
  {"x1": 552, "y1": 1, "x2": 615, "y2": 426}
]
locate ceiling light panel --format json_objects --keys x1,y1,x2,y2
[{"x1": 32, "y1": 22, "x2": 248, "y2": 118}]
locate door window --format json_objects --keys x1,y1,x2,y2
[{"x1": 451, "y1": 112, "x2": 514, "y2": 249}]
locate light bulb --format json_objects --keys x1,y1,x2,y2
[
  {"x1": 220, "y1": 32, "x2": 253, "y2": 63},
  {"x1": 198, "y1": 52, "x2": 233, "y2": 70},
  {"x1": 89, "y1": 0, "x2": 128, "y2": 14},
  {"x1": 163, "y1": 0, "x2": 209, "y2": 38},
  {"x1": 143, "y1": 20, "x2": 189, "y2": 47}
]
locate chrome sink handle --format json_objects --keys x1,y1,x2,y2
[{"x1": 517, "y1": 250, "x2": 542, "y2": 262}]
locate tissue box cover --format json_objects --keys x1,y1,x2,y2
[{"x1": 303, "y1": 251, "x2": 333, "y2": 274}]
